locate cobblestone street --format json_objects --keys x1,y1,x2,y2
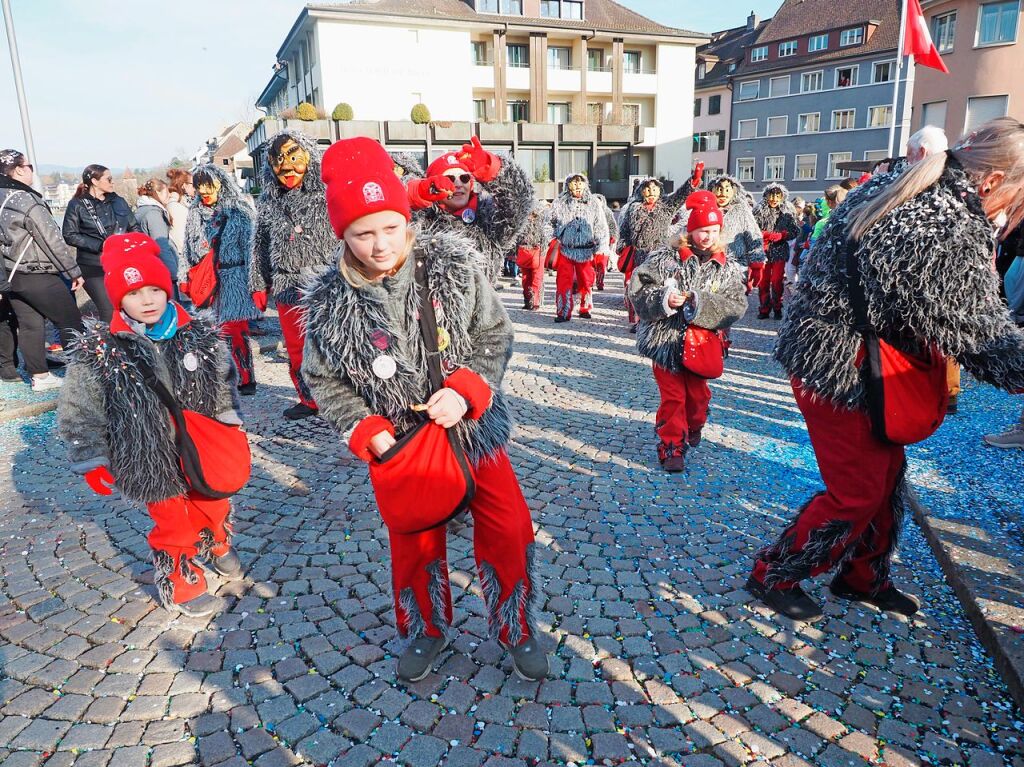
[{"x1": 1, "y1": 274, "x2": 1022, "y2": 767}]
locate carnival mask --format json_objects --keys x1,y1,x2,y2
[
  {"x1": 766, "y1": 191, "x2": 784, "y2": 208},
  {"x1": 197, "y1": 179, "x2": 221, "y2": 207},
  {"x1": 568, "y1": 177, "x2": 586, "y2": 198},
  {"x1": 642, "y1": 182, "x2": 661, "y2": 204},
  {"x1": 271, "y1": 139, "x2": 310, "y2": 190},
  {"x1": 714, "y1": 180, "x2": 734, "y2": 208},
  {"x1": 393, "y1": 164, "x2": 405, "y2": 178}
]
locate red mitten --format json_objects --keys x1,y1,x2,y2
[
  {"x1": 348, "y1": 415, "x2": 396, "y2": 462},
  {"x1": 444, "y1": 368, "x2": 493, "y2": 420},
  {"x1": 252, "y1": 291, "x2": 268, "y2": 312},
  {"x1": 85, "y1": 466, "x2": 115, "y2": 496},
  {"x1": 690, "y1": 161, "x2": 705, "y2": 188},
  {"x1": 408, "y1": 176, "x2": 457, "y2": 209},
  {"x1": 457, "y1": 136, "x2": 501, "y2": 183}
]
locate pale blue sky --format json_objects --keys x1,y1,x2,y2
[{"x1": 0, "y1": 1, "x2": 780, "y2": 169}]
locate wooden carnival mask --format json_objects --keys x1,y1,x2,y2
[{"x1": 270, "y1": 139, "x2": 309, "y2": 190}]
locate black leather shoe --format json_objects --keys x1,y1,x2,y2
[
  {"x1": 830, "y1": 579, "x2": 920, "y2": 616},
  {"x1": 554, "y1": 317, "x2": 570, "y2": 323},
  {"x1": 283, "y1": 403, "x2": 318, "y2": 420},
  {"x1": 397, "y1": 635, "x2": 450, "y2": 682},
  {"x1": 745, "y1": 576, "x2": 823, "y2": 622}
]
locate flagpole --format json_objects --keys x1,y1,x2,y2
[
  {"x1": 887, "y1": 0, "x2": 910, "y2": 158},
  {"x1": 2, "y1": 0, "x2": 41, "y2": 192}
]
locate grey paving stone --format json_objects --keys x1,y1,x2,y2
[
  {"x1": 9, "y1": 717, "x2": 73, "y2": 750},
  {"x1": 150, "y1": 742, "x2": 198, "y2": 767},
  {"x1": 295, "y1": 730, "x2": 351, "y2": 764}
]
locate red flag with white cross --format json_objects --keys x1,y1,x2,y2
[{"x1": 903, "y1": 0, "x2": 950, "y2": 73}]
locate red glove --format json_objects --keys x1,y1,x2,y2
[
  {"x1": 690, "y1": 161, "x2": 705, "y2": 188},
  {"x1": 348, "y1": 415, "x2": 395, "y2": 462},
  {"x1": 179, "y1": 281, "x2": 191, "y2": 297},
  {"x1": 457, "y1": 136, "x2": 501, "y2": 183},
  {"x1": 408, "y1": 176, "x2": 457, "y2": 209},
  {"x1": 252, "y1": 291, "x2": 268, "y2": 312},
  {"x1": 85, "y1": 466, "x2": 115, "y2": 496}
]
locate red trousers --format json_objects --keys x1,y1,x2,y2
[
  {"x1": 556, "y1": 257, "x2": 594, "y2": 319},
  {"x1": 758, "y1": 261, "x2": 786, "y2": 313},
  {"x1": 751, "y1": 381, "x2": 906, "y2": 595},
  {"x1": 746, "y1": 262, "x2": 764, "y2": 295},
  {"x1": 221, "y1": 320, "x2": 254, "y2": 387},
  {"x1": 277, "y1": 302, "x2": 316, "y2": 408},
  {"x1": 388, "y1": 449, "x2": 537, "y2": 646},
  {"x1": 516, "y1": 246, "x2": 544, "y2": 309},
  {"x1": 593, "y1": 253, "x2": 609, "y2": 290},
  {"x1": 653, "y1": 364, "x2": 712, "y2": 449},
  {"x1": 624, "y1": 264, "x2": 637, "y2": 324},
  {"x1": 148, "y1": 492, "x2": 231, "y2": 605}
]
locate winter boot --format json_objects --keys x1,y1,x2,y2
[
  {"x1": 757, "y1": 309, "x2": 771, "y2": 320},
  {"x1": 284, "y1": 403, "x2": 318, "y2": 420},
  {"x1": 211, "y1": 548, "x2": 245, "y2": 581},
  {"x1": 687, "y1": 428, "x2": 703, "y2": 448},
  {"x1": 397, "y1": 635, "x2": 450, "y2": 683},
  {"x1": 501, "y1": 636, "x2": 550, "y2": 682},
  {"x1": 745, "y1": 576, "x2": 823, "y2": 622},
  {"x1": 829, "y1": 579, "x2": 920, "y2": 616},
  {"x1": 554, "y1": 317, "x2": 570, "y2": 324},
  {"x1": 239, "y1": 382, "x2": 257, "y2": 396},
  {"x1": 773, "y1": 308, "x2": 782, "y2": 320},
  {"x1": 579, "y1": 310, "x2": 592, "y2": 319},
  {"x1": 172, "y1": 593, "x2": 226, "y2": 618}
]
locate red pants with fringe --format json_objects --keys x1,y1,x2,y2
[
  {"x1": 758, "y1": 261, "x2": 786, "y2": 314},
  {"x1": 220, "y1": 320, "x2": 254, "y2": 386},
  {"x1": 653, "y1": 364, "x2": 712, "y2": 449},
  {"x1": 277, "y1": 302, "x2": 317, "y2": 408},
  {"x1": 147, "y1": 493, "x2": 231, "y2": 605},
  {"x1": 555, "y1": 257, "x2": 594, "y2": 320}
]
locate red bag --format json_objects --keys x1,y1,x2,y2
[
  {"x1": 682, "y1": 326, "x2": 725, "y2": 379},
  {"x1": 515, "y1": 245, "x2": 541, "y2": 271},
  {"x1": 187, "y1": 249, "x2": 218, "y2": 309},
  {"x1": 544, "y1": 240, "x2": 560, "y2": 270},
  {"x1": 617, "y1": 245, "x2": 635, "y2": 274}
]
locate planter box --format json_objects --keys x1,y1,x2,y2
[
  {"x1": 432, "y1": 121, "x2": 473, "y2": 143},
  {"x1": 561, "y1": 124, "x2": 598, "y2": 143},
  {"x1": 478, "y1": 122, "x2": 516, "y2": 142},
  {"x1": 336, "y1": 120, "x2": 382, "y2": 140},
  {"x1": 386, "y1": 121, "x2": 428, "y2": 141},
  {"x1": 532, "y1": 181, "x2": 557, "y2": 200},
  {"x1": 282, "y1": 119, "x2": 332, "y2": 141},
  {"x1": 600, "y1": 124, "x2": 638, "y2": 144},
  {"x1": 519, "y1": 123, "x2": 558, "y2": 142}
]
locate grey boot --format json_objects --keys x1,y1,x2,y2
[
  {"x1": 501, "y1": 636, "x2": 550, "y2": 682},
  {"x1": 397, "y1": 635, "x2": 450, "y2": 683}
]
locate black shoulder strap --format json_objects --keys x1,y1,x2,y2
[
  {"x1": 115, "y1": 338, "x2": 183, "y2": 418},
  {"x1": 413, "y1": 256, "x2": 445, "y2": 394},
  {"x1": 844, "y1": 237, "x2": 872, "y2": 333}
]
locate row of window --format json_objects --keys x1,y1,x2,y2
[
  {"x1": 921, "y1": 94, "x2": 1010, "y2": 134},
  {"x1": 735, "y1": 151, "x2": 888, "y2": 183},
  {"x1": 734, "y1": 106, "x2": 893, "y2": 139},
  {"x1": 931, "y1": 1, "x2": 1020, "y2": 52},
  {"x1": 737, "y1": 61, "x2": 894, "y2": 101},
  {"x1": 475, "y1": 99, "x2": 641, "y2": 125},
  {"x1": 694, "y1": 95, "x2": 722, "y2": 117},
  {"x1": 472, "y1": 42, "x2": 646, "y2": 73},
  {"x1": 750, "y1": 26, "x2": 864, "y2": 63},
  {"x1": 476, "y1": 0, "x2": 583, "y2": 19}
]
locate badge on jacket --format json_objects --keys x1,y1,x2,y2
[
  {"x1": 183, "y1": 352, "x2": 199, "y2": 372},
  {"x1": 461, "y1": 208, "x2": 476, "y2": 224},
  {"x1": 372, "y1": 354, "x2": 397, "y2": 380}
]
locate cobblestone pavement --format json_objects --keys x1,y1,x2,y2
[{"x1": 1, "y1": 274, "x2": 1022, "y2": 767}]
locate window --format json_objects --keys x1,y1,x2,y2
[
  {"x1": 767, "y1": 116, "x2": 788, "y2": 136},
  {"x1": 704, "y1": 167, "x2": 724, "y2": 179},
  {"x1": 479, "y1": 0, "x2": 499, "y2": 10},
  {"x1": 587, "y1": 102, "x2": 605, "y2": 124},
  {"x1": 729, "y1": 62, "x2": 737, "y2": 72},
  {"x1": 827, "y1": 152, "x2": 853, "y2": 178},
  {"x1": 507, "y1": 44, "x2": 529, "y2": 67},
  {"x1": 547, "y1": 102, "x2": 571, "y2": 124},
  {"x1": 778, "y1": 40, "x2": 798, "y2": 57},
  {"x1": 795, "y1": 154, "x2": 817, "y2": 180},
  {"x1": 594, "y1": 146, "x2": 627, "y2": 182},
  {"x1": 873, "y1": 61, "x2": 895, "y2": 83},
  {"x1": 736, "y1": 119, "x2": 757, "y2": 139},
  {"x1": 693, "y1": 130, "x2": 725, "y2": 152},
  {"x1": 548, "y1": 46, "x2": 571, "y2": 69},
  {"x1": 472, "y1": 41, "x2": 488, "y2": 65},
  {"x1": 508, "y1": 100, "x2": 529, "y2": 121},
  {"x1": 540, "y1": 0, "x2": 558, "y2": 16},
  {"x1": 623, "y1": 51, "x2": 642, "y2": 74},
  {"x1": 769, "y1": 75, "x2": 791, "y2": 96},
  {"x1": 921, "y1": 100, "x2": 947, "y2": 129},
  {"x1": 698, "y1": 61, "x2": 707, "y2": 79},
  {"x1": 307, "y1": 32, "x2": 317, "y2": 68},
  {"x1": 840, "y1": 27, "x2": 864, "y2": 46},
  {"x1": 764, "y1": 156, "x2": 786, "y2": 180},
  {"x1": 622, "y1": 104, "x2": 641, "y2": 125},
  {"x1": 808, "y1": 33, "x2": 829, "y2": 52},
  {"x1": 864, "y1": 150, "x2": 888, "y2": 164},
  {"x1": 473, "y1": 99, "x2": 487, "y2": 120},
  {"x1": 966, "y1": 94, "x2": 1009, "y2": 130},
  {"x1": 750, "y1": 46, "x2": 768, "y2": 62},
  {"x1": 932, "y1": 11, "x2": 957, "y2": 52},
  {"x1": 798, "y1": 112, "x2": 820, "y2": 133},
  {"x1": 738, "y1": 81, "x2": 760, "y2": 100},
  {"x1": 868, "y1": 105, "x2": 893, "y2": 128},
  {"x1": 588, "y1": 49, "x2": 605, "y2": 71},
  {"x1": 736, "y1": 158, "x2": 755, "y2": 182},
  {"x1": 709, "y1": 95, "x2": 721, "y2": 114},
  {"x1": 506, "y1": 0, "x2": 523, "y2": 12},
  {"x1": 562, "y1": 0, "x2": 583, "y2": 19},
  {"x1": 801, "y1": 71, "x2": 823, "y2": 92},
  {"x1": 694, "y1": 98, "x2": 702, "y2": 117},
  {"x1": 559, "y1": 148, "x2": 591, "y2": 177},
  {"x1": 836, "y1": 66, "x2": 858, "y2": 87},
  {"x1": 977, "y1": 1, "x2": 1019, "y2": 45},
  {"x1": 832, "y1": 109, "x2": 856, "y2": 130},
  {"x1": 517, "y1": 148, "x2": 553, "y2": 183}
]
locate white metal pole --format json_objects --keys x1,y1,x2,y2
[
  {"x1": 2, "y1": 0, "x2": 41, "y2": 192},
  {"x1": 888, "y1": 0, "x2": 910, "y2": 158}
]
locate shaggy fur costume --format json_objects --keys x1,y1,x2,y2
[
  {"x1": 676, "y1": 175, "x2": 764, "y2": 266},
  {"x1": 617, "y1": 176, "x2": 697, "y2": 267},
  {"x1": 752, "y1": 182, "x2": 801, "y2": 263},
  {"x1": 57, "y1": 313, "x2": 238, "y2": 503},
  {"x1": 594, "y1": 193, "x2": 619, "y2": 249},
  {"x1": 629, "y1": 246, "x2": 748, "y2": 372},
  {"x1": 414, "y1": 153, "x2": 533, "y2": 283},
  {"x1": 390, "y1": 151, "x2": 425, "y2": 180},
  {"x1": 301, "y1": 229, "x2": 514, "y2": 465},
  {"x1": 776, "y1": 157, "x2": 1024, "y2": 409},
  {"x1": 517, "y1": 202, "x2": 548, "y2": 249},
  {"x1": 183, "y1": 164, "x2": 261, "y2": 322},
  {"x1": 251, "y1": 131, "x2": 337, "y2": 306},
  {"x1": 546, "y1": 175, "x2": 610, "y2": 262}
]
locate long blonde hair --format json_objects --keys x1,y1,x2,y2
[
  {"x1": 847, "y1": 117, "x2": 1024, "y2": 242},
  {"x1": 339, "y1": 228, "x2": 417, "y2": 288}
]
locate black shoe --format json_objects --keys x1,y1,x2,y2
[
  {"x1": 579, "y1": 311, "x2": 592, "y2": 319},
  {"x1": 773, "y1": 309, "x2": 782, "y2": 320},
  {"x1": 596, "y1": 285, "x2": 605, "y2": 291},
  {"x1": 687, "y1": 428, "x2": 703, "y2": 448},
  {"x1": 946, "y1": 395, "x2": 958, "y2": 415},
  {"x1": 745, "y1": 576, "x2": 823, "y2": 622},
  {"x1": 397, "y1": 635, "x2": 450, "y2": 682},
  {"x1": 500, "y1": 636, "x2": 550, "y2": 682},
  {"x1": 830, "y1": 579, "x2": 920, "y2": 616},
  {"x1": 283, "y1": 403, "x2": 318, "y2": 420},
  {"x1": 238, "y1": 383, "x2": 257, "y2": 396},
  {"x1": 0, "y1": 366, "x2": 20, "y2": 382},
  {"x1": 554, "y1": 317, "x2": 570, "y2": 323},
  {"x1": 211, "y1": 548, "x2": 245, "y2": 581},
  {"x1": 663, "y1": 453, "x2": 685, "y2": 473},
  {"x1": 628, "y1": 323, "x2": 638, "y2": 334},
  {"x1": 757, "y1": 310, "x2": 771, "y2": 320}
]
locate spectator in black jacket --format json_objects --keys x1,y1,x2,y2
[
  {"x1": 0, "y1": 149, "x2": 84, "y2": 390},
  {"x1": 62, "y1": 164, "x2": 138, "y2": 321}
]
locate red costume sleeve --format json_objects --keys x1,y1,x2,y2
[{"x1": 444, "y1": 368, "x2": 493, "y2": 420}]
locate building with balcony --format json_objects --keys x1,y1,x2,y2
[
  {"x1": 728, "y1": 0, "x2": 914, "y2": 199},
  {"x1": 913, "y1": 0, "x2": 1023, "y2": 139},
  {"x1": 693, "y1": 13, "x2": 771, "y2": 180},
  {"x1": 251, "y1": 0, "x2": 707, "y2": 201}
]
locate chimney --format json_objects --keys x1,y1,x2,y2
[{"x1": 747, "y1": 11, "x2": 759, "y2": 29}]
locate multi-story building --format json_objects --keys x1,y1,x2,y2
[
  {"x1": 251, "y1": 0, "x2": 706, "y2": 201},
  {"x1": 913, "y1": 0, "x2": 1022, "y2": 139},
  {"x1": 728, "y1": 0, "x2": 914, "y2": 199},
  {"x1": 693, "y1": 13, "x2": 771, "y2": 181}
]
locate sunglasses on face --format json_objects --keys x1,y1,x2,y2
[
  {"x1": 19, "y1": 163, "x2": 33, "y2": 172},
  {"x1": 444, "y1": 173, "x2": 472, "y2": 184}
]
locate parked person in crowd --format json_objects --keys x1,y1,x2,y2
[
  {"x1": 592, "y1": 193, "x2": 618, "y2": 291},
  {"x1": 749, "y1": 118, "x2": 1024, "y2": 621},
  {"x1": 0, "y1": 149, "x2": 84, "y2": 390},
  {"x1": 628, "y1": 192, "x2": 746, "y2": 472},
  {"x1": 792, "y1": 204, "x2": 817, "y2": 276},
  {"x1": 547, "y1": 173, "x2": 610, "y2": 322},
  {"x1": 251, "y1": 131, "x2": 335, "y2": 420},
  {"x1": 515, "y1": 201, "x2": 549, "y2": 310},
  {"x1": 810, "y1": 185, "x2": 847, "y2": 246},
  {"x1": 58, "y1": 233, "x2": 245, "y2": 618},
  {"x1": 135, "y1": 179, "x2": 179, "y2": 299},
  {"x1": 752, "y1": 183, "x2": 801, "y2": 319},
  {"x1": 166, "y1": 169, "x2": 193, "y2": 261},
  {"x1": 62, "y1": 164, "x2": 139, "y2": 322},
  {"x1": 183, "y1": 164, "x2": 262, "y2": 395},
  {"x1": 302, "y1": 138, "x2": 548, "y2": 683}
]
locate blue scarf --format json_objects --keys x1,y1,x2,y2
[{"x1": 143, "y1": 303, "x2": 179, "y2": 341}]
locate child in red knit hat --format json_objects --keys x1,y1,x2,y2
[
  {"x1": 58, "y1": 233, "x2": 247, "y2": 617},
  {"x1": 627, "y1": 194, "x2": 749, "y2": 472}
]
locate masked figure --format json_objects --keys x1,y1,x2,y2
[
  {"x1": 752, "y1": 182, "x2": 801, "y2": 319},
  {"x1": 592, "y1": 193, "x2": 618, "y2": 291},
  {"x1": 546, "y1": 174, "x2": 610, "y2": 322}
]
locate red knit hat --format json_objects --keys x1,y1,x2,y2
[
  {"x1": 101, "y1": 233, "x2": 173, "y2": 311},
  {"x1": 427, "y1": 151, "x2": 472, "y2": 178},
  {"x1": 685, "y1": 190, "x2": 718, "y2": 210},
  {"x1": 322, "y1": 137, "x2": 411, "y2": 238},
  {"x1": 687, "y1": 205, "x2": 724, "y2": 232}
]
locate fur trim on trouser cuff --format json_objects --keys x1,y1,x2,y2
[
  {"x1": 444, "y1": 368, "x2": 492, "y2": 420},
  {"x1": 396, "y1": 558, "x2": 455, "y2": 648},
  {"x1": 348, "y1": 415, "x2": 395, "y2": 461},
  {"x1": 153, "y1": 550, "x2": 176, "y2": 610},
  {"x1": 479, "y1": 542, "x2": 540, "y2": 646}
]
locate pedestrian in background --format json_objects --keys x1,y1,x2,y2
[
  {"x1": 135, "y1": 178, "x2": 179, "y2": 299},
  {"x1": 166, "y1": 169, "x2": 193, "y2": 262},
  {"x1": 62, "y1": 164, "x2": 139, "y2": 322}
]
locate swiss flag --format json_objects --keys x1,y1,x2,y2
[{"x1": 904, "y1": 0, "x2": 950, "y2": 73}]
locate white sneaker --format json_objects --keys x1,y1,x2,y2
[{"x1": 31, "y1": 373, "x2": 63, "y2": 392}]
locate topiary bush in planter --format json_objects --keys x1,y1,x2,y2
[
  {"x1": 332, "y1": 103, "x2": 354, "y2": 121},
  {"x1": 410, "y1": 103, "x2": 431, "y2": 124},
  {"x1": 295, "y1": 102, "x2": 318, "y2": 121}
]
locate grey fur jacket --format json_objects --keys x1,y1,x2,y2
[
  {"x1": 301, "y1": 229, "x2": 514, "y2": 466},
  {"x1": 57, "y1": 310, "x2": 240, "y2": 503},
  {"x1": 776, "y1": 159, "x2": 1024, "y2": 409},
  {"x1": 629, "y1": 245, "x2": 747, "y2": 372},
  {"x1": 414, "y1": 154, "x2": 533, "y2": 282},
  {"x1": 752, "y1": 182, "x2": 801, "y2": 264},
  {"x1": 675, "y1": 175, "x2": 764, "y2": 265},
  {"x1": 251, "y1": 131, "x2": 336, "y2": 306},
  {"x1": 617, "y1": 176, "x2": 696, "y2": 266},
  {"x1": 546, "y1": 175, "x2": 610, "y2": 263},
  {"x1": 516, "y1": 202, "x2": 548, "y2": 250},
  {"x1": 183, "y1": 164, "x2": 260, "y2": 322}
]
